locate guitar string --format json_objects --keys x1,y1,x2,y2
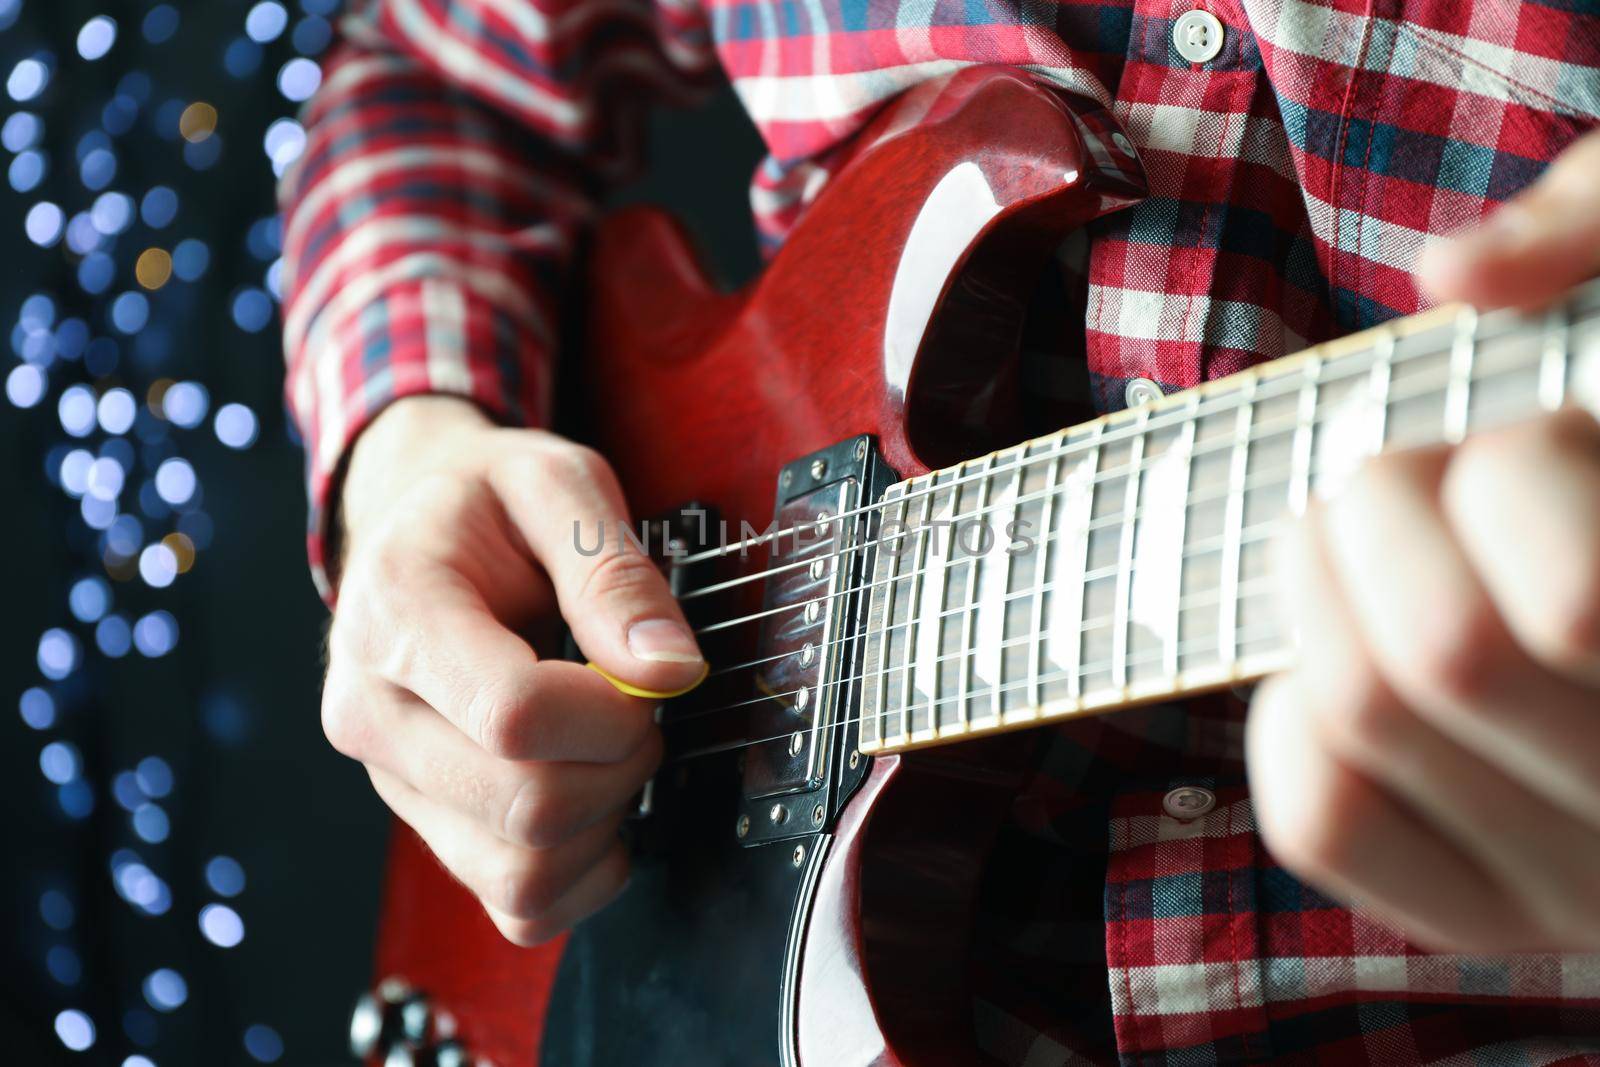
[
  {"x1": 670, "y1": 566, "x2": 1278, "y2": 728},
  {"x1": 655, "y1": 376, "x2": 1560, "y2": 735},
  {"x1": 661, "y1": 617, "x2": 1284, "y2": 765},
  {"x1": 669, "y1": 296, "x2": 1579, "y2": 580},
  {"x1": 673, "y1": 309, "x2": 1570, "y2": 614},
  {"x1": 684, "y1": 346, "x2": 1561, "y2": 646}
]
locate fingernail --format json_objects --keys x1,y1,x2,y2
[{"x1": 627, "y1": 619, "x2": 702, "y2": 664}]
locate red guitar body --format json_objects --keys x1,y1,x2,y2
[{"x1": 367, "y1": 67, "x2": 1146, "y2": 1067}]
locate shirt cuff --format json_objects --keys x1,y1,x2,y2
[{"x1": 289, "y1": 276, "x2": 551, "y2": 603}]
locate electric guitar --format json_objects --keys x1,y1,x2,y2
[{"x1": 346, "y1": 66, "x2": 1600, "y2": 1067}]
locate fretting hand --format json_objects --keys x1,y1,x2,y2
[{"x1": 1248, "y1": 129, "x2": 1600, "y2": 952}]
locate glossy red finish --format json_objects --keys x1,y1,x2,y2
[
  {"x1": 794, "y1": 738, "x2": 1038, "y2": 1065},
  {"x1": 369, "y1": 65, "x2": 1145, "y2": 1065}
]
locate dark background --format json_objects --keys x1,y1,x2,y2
[{"x1": 0, "y1": 1, "x2": 762, "y2": 1064}]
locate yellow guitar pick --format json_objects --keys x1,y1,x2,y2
[{"x1": 586, "y1": 660, "x2": 710, "y2": 700}]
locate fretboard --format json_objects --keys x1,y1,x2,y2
[{"x1": 856, "y1": 280, "x2": 1600, "y2": 755}]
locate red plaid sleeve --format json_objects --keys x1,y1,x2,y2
[{"x1": 278, "y1": 0, "x2": 714, "y2": 600}]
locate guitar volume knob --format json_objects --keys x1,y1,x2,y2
[{"x1": 398, "y1": 995, "x2": 433, "y2": 1045}]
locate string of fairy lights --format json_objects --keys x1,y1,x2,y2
[{"x1": 4, "y1": 1, "x2": 340, "y2": 1062}]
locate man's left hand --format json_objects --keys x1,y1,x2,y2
[{"x1": 1247, "y1": 127, "x2": 1600, "y2": 953}]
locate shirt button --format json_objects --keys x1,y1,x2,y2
[
  {"x1": 1124, "y1": 377, "x2": 1163, "y2": 407},
  {"x1": 1173, "y1": 10, "x2": 1225, "y2": 64},
  {"x1": 1163, "y1": 786, "x2": 1216, "y2": 821}
]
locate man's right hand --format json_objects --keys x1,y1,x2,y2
[{"x1": 322, "y1": 396, "x2": 704, "y2": 945}]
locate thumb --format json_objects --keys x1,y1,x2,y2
[
  {"x1": 1418, "y1": 129, "x2": 1600, "y2": 311},
  {"x1": 490, "y1": 444, "x2": 706, "y2": 694}
]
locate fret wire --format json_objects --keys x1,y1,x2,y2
[
  {"x1": 869, "y1": 488, "x2": 907, "y2": 746},
  {"x1": 1111, "y1": 409, "x2": 1149, "y2": 691},
  {"x1": 1444, "y1": 306, "x2": 1478, "y2": 442},
  {"x1": 954, "y1": 454, "x2": 994, "y2": 731},
  {"x1": 912, "y1": 473, "x2": 955, "y2": 735},
  {"x1": 1288, "y1": 355, "x2": 1321, "y2": 518},
  {"x1": 1369, "y1": 328, "x2": 1395, "y2": 454},
  {"x1": 1539, "y1": 300, "x2": 1571, "y2": 412},
  {"x1": 898, "y1": 477, "x2": 935, "y2": 743},
  {"x1": 985, "y1": 451, "x2": 1021, "y2": 723},
  {"x1": 1218, "y1": 377, "x2": 1256, "y2": 666},
  {"x1": 1027, "y1": 437, "x2": 1065, "y2": 708},
  {"x1": 1165, "y1": 400, "x2": 1200, "y2": 680},
  {"x1": 1068, "y1": 426, "x2": 1103, "y2": 700}
]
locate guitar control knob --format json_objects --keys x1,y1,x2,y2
[
  {"x1": 431, "y1": 1039, "x2": 468, "y2": 1067},
  {"x1": 349, "y1": 992, "x2": 384, "y2": 1058},
  {"x1": 398, "y1": 995, "x2": 432, "y2": 1045}
]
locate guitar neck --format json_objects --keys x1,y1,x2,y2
[{"x1": 856, "y1": 280, "x2": 1600, "y2": 755}]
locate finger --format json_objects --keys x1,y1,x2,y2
[
  {"x1": 1281, "y1": 517, "x2": 1600, "y2": 948},
  {"x1": 1248, "y1": 672, "x2": 1526, "y2": 952},
  {"x1": 339, "y1": 565, "x2": 656, "y2": 762},
  {"x1": 369, "y1": 767, "x2": 626, "y2": 940},
  {"x1": 482, "y1": 843, "x2": 630, "y2": 947},
  {"x1": 1442, "y1": 409, "x2": 1600, "y2": 687},
  {"x1": 486, "y1": 440, "x2": 705, "y2": 692},
  {"x1": 1320, "y1": 447, "x2": 1600, "y2": 825},
  {"x1": 1418, "y1": 130, "x2": 1600, "y2": 310},
  {"x1": 363, "y1": 690, "x2": 660, "y2": 847}
]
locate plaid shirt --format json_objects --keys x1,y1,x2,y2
[{"x1": 280, "y1": 0, "x2": 1600, "y2": 1062}]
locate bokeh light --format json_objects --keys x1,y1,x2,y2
[
  {"x1": 19, "y1": 687, "x2": 56, "y2": 730},
  {"x1": 199, "y1": 902, "x2": 245, "y2": 948},
  {"x1": 215, "y1": 403, "x2": 259, "y2": 449},
  {"x1": 77, "y1": 17, "x2": 118, "y2": 62},
  {"x1": 247, "y1": 3, "x2": 290, "y2": 43},
  {"x1": 25, "y1": 201, "x2": 64, "y2": 246},
  {"x1": 55, "y1": 1009, "x2": 95, "y2": 1052},
  {"x1": 178, "y1": 102, "x2": 216, "y2": 143},
  {"x1": 143, "y1": 968, "x2": 188, "y2": 1012},
  {"x1": 243, "y1": 1024, "x2": 284, "y2": 1063},
  {"x1": 9, "y1": 58, "x2": 49, "y2": 103},
  {"x1": 136, "y1": 249, "x2": 173, "y2": 290},
  {"x1": 205, "y1": 855, "x2": 246, "y2": 897}
]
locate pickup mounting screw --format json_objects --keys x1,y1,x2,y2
[
  {"x1": 849, "y1": 750, "x2": 860, "y2": 769},
  {"x1": 736, "y1": 814, "x2": 750, "y2": 838},
  {"x1": 811, "y1": 803, "x2": 824, "y2": 825},
  {"x1": 799, "y1": 643, "x2": 815, "y2": 667},
  {"x1": 769, "y1": 803, "x2": 787, "y2": 824},
  {"x1": 855, "y1": 439, "x2": 869, "y2": 460},
  {"x1": 780, "y1": 469, "x2": 793, "y2": 489},
  {"x1": 805, "y1": 601, "x2": 821, "y2": 623},
  {"x1": 809, "y1": 558, "x2": 827, "y2": 579},
  {"x1": 810, "y1": 458, "x2": 828, "y2": 480},
  {"x1": 788, "y1": 731, "x2": 804, "y2": 755},
  {"x1": 794, "y1": 686, "x2": 811, "y2": 712},
  {"x1": 792, "y1": 844, "x2": 806, "y2": 867}
]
